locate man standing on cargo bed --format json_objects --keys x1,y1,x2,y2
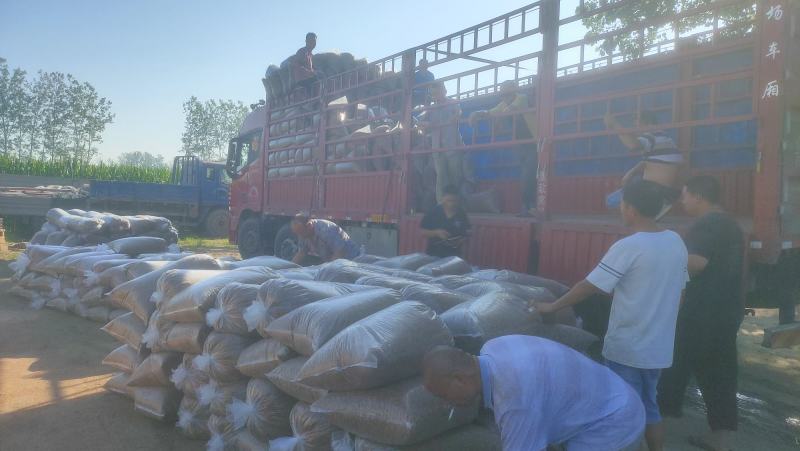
[
  {"x1": 658, "y1": 176, "x2": 744, "y2": 451},
  {"x1": 290, "y1": 214, "x2": 360, "y2": 265},
  {"x1": 469, "y1": 80, "x2": 538, "y2": 216},
  {"x1": 292, "y1": 32, "x2": 321, "y2": 94},
  {"x1": 604, "y1": 111, "x2": 684, "y2": 220},
  {"x1": 422, "y1": 336, "x2": 645, "y2": 450},
  {"x1": 533, "y1": 180, "x2": 689, "y2": 451}
]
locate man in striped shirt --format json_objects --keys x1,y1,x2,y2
[{"x1": 605, "y1": 111, "x2": 684, "y2": 219}]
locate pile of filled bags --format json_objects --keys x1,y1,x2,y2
[
  {"x1": 9, "y1": 243, "x2": 599, "y2": 450},
  {"x1": 28, "y1": 208, "x2": 179, "y2": 247},
  {"x1": 8, "y1": 234, "x2": 184, "y2": 323}
]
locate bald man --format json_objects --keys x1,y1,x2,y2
[{"x1": 422, "y1": 336, "x2": 645, "y2": 451}]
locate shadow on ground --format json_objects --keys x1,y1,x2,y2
[{"x1": 0, "y1": 267, "x2": 201, "y2": 451}]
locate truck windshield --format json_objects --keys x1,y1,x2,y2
[{"x1": 233, "y1": 129, "x2": 262, "y2": 174}]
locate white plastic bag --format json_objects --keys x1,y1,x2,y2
[
  {"x1": 105, "y1": 372, "x2": 134, "y2": 397},
  {"x1": 258, "y1": 279, "x2": 372, "y2": 320},
  {"x1": 228, "y1": 378, "x2": 295, "y2": 442},
  {"x1": 108, "y1": 254, "x2": 223, "y2": 322},
  {"x1": 207, "y1": 283, "x2": 260, "y2": 335},
  {"x1": 161, "y1": 267, "x2": 278, "y2": 323},
  {"x1": 266, "y1": 288, "x2": 399, "y2": 356},
  {"x1": 177, "y1": 395, "x2": 211, "y2": 440},
  {"x1": 128, "y1": 352, "x2": 182, "y2": 387},
  {"x1": 311, "y1": 378, "x2": 477, "y2": 446},
  {"x1": 102, "y1": 344, "x2": 145, "y2": 373},
  {"x1": 133, "y1": 386, "x2": 182, "y2": 421},
  {"x1": 102, "y1": 312, "x2": 146, "y2": 351},
  {"x1": 399, "y1": 284, "x2": 474, "y2": 313},
  {"x1": 266, "y1": 357, "x2": 327, "y2": 404},
  {"x1": 222, "y1": 256, "x2": 300, "y2": 270},
  {"x1": 171, "y1": 355, "x2": 209, "y2": 397},
  {"x1": 194, "y1": 332, "x2": 257, "y2": 383},
  {"x1": 236, "y1": 339, "x2": 296, "y2": 378},
  {"x1": 107, "y1": 236, "x2": 168, "y2": 256},
  {"x1": 290, "y1": 402, "x2": 340, "y2": 451},
  {"x1": 152, "y1": 268, "x2": 224, "y2": 306},
  {"x1": 297, "y1": 302, "x2": 453, "y2": 391}
]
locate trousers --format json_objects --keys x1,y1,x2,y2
[
  {"x1": 518, "y1": 144, "x2": 538, "y2": 211},
  {"x1": 658, "y1": 313, "x2": 741, "y2": 431},
  {"x1": 433, "y1": 151, "x2": 463, "y2": 204}
]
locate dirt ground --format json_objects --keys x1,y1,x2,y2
[{"x1": 0, "y1": 262, "x2": 798, "y2": 451}]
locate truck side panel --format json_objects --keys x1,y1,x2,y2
[
  {"x1": 399, "y1": 215, "x2": 535, "y2": 273},
  {"x1": 89, "y1": 181, "x2": 198, "y2": 219},
  {"x1": 537, "y1": 224, "x2": 627, "y2": 286}
]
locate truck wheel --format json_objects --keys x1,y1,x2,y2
[
  {"x1": 204, "y1": 209, "x2": 229, "y2": 237},
  {"x1": 274, "y1": 223, "x2": 299, "y2": 261},
  {"x1": 237, "y1": 217, "x2": 265, "y2": 259}
]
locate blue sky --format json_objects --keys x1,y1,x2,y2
[{"x1": 1, "y1": 0, "x2": 539, "y2": 162}]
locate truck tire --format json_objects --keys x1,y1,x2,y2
[
  {"x1": 274, "y1": 223, "x2": 299, "y2": 261},
  {"x1": 204, "y1": 208, "x2": 230, "y2": 237},
  {"x1": 237, "y1": 217, "x2": 266, "y2": 259}
]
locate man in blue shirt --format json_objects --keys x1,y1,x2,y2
[
  {"x1": 423, "y1": 336, "x2": 645, "y2": 451},
  {"x1": 413, "y1": 59, "x2": 435, "y2": 107},
  {"x1": 290, "y1": 214, "x2": 360, "y2": 265}
]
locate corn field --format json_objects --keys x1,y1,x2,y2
[{"x1": 0, "y1": 156, "x2": 171, "y2": 183}]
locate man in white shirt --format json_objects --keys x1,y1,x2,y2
[
  {"x1": 423, "y1": 336, "x2": 645, "y2": 451},
  {"x1": 534, "y1": 179, "x2": 689, "y2": 451}
]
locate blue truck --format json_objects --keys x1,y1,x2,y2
[{"x1": 88, "y1": 156, "x2": 230, "y2": 236}]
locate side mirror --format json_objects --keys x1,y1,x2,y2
[{"x1": 226, "y1": 140, "x2": 242, "y2": 179}]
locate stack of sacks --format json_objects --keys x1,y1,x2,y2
[
  {"x1": 220, "y1": 255, "x2": 300, "y2": 271},
  {"x1": 469, "y1": 269, "x2": 570, "y2": 297},
  {"x1": 243, "y1": 278, "x2": 373, "y2": 338},
  {"x1": 142, "y1": 268, "x2": 277, "y2": 445},
  {"x1": 100, "y1": 254, "x2": 223, "y2": 413},
  {"x1": 440, "y1": 291, "x2": 596, "y2": 354},
  {"x1": 162, "y1": 257, "x2": 304, "y2": 439},
  {"x1": 310, "y1": 257, "x2": 592, "y2": 354},
  {"x1": 8, "y1": 236, "x2": 179, "y2": 322},
  {"x1": 30, "y1": 208, "x2": 179, "y2": 246},
  {"x1": 207, "y1": 278, "x2": 369, "y2": 449},
  {"x1": 265, "y1": 301, "x2": 482, "y2": 449},
  {"x1": 255, "y1": 255, "x2": 599, "y2": 449},
  {"x1": 314, "y1": 259, "x2": 432, "y2": 285}
]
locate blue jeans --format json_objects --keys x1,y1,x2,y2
[{"x1": 605, "y1": 360, "x2": 663, "y2": 425}]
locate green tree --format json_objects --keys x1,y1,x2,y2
[
  {"x1": 580, "y1": 0, "x2": 756, "y2": 59},
  {"x1": 117, "y1": 151, "x2": 167, "y2": 168},
  {"x1": 0, "y1": 63, "x2": 114, "y2": 164},
  {"x1": 65, "y1": 76, "x2": 113, "y2": 163},
  {"x1": 0, "y1": 64, "x2": 28, "y2": 156},
  {"x1": 181, "y1": 97, "x2": 249, "y2": 161}
]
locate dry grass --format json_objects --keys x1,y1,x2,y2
[{"x1": 178, "y1": 235, "x2": 239, "y2": 258}]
